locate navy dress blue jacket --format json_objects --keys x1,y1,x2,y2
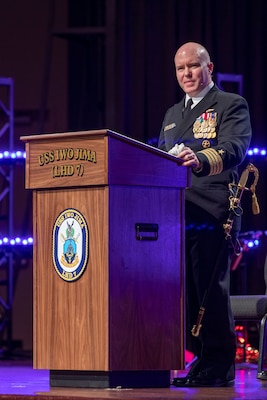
[{"x1": 158, "y1": 85, "x2": 252, "y2": 223}]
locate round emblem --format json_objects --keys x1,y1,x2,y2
[
  {"x1": 202, "y1": 140, "x2": 211, "y2": 148},
  {"x1": 52, "y1": 208, "x2": 89, "y2": 282}
]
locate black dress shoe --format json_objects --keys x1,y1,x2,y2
[
  {"x1": 187, "y1": 365, "x2": 235, "y2": 388},
  {"x1": 172, "y1": 362, "x2": 235, "y2": 388},
  {"x1": 171, "y1": 358, "x2": 201, "y2": 387},
  {"x1": 171, "y1": 375, "x2": 192, "y2": 386},
  {"x1": 172, "y1": 374, "x2": 234, "y2": 388},
  {"x1": 188, "y1": 374, "x2": 235, "y2": 387}
]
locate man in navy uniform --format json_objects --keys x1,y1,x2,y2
[{"x1": 158, "y1": 42, "x2": 252, "y2": 387}]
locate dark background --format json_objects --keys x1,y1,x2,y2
[{"x1": 0, "y1": 0, "x2": 266, "y2": 352}]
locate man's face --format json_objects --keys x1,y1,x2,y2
[{"x1": 174, "y1": 49, "x2": 213, "y2": 97}]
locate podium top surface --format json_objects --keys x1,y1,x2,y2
[
  {"x1": 21, "y1": 129, "x2": 174, "y2": 160},
  {"x1": 21, "y1": 129, "x2": 190, "y2": 189}
]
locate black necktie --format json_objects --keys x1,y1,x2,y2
[{"x1": 183, "y1": 98, "x2": 193, "y2": 118}]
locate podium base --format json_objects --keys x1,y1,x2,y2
[{"x1": 50, "y1": 369, "x2": 171, "y2": 388}]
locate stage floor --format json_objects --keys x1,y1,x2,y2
[{"x1": 0, "y1": 361, "x2": 267, "y2": 400}]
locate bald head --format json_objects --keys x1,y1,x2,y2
[
  {"x1": 175, "y1": 42, "x2": 211, "y2": 65},
  {"x1": 174, "y1": 42, "x2": 214, "y2": 96}
]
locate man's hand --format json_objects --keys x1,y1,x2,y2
[{"x1": 178, "y1": 146, "x2": 201, "y2": 170}]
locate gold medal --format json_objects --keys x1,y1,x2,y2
[
  {"x1": 202, "y1": 120, "x2": 208, "y2": 129},
  {"x1": 193, "y1": 120, "x2": 201, "y2": 130},
  {"x1": 209, "y1": 120, "x2": 217, "y2": 128}
]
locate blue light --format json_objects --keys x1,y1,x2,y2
[
  {"x1": 0, "y1": 150, "x2": 26, "y2": 160},
  {"x1": 243, "y1": 237, "x2": 260, "y2": 249},
  {"x1": 247, "y1": 147, "x2": 267, "y2": 157},
  {"x1": 0, "y1": 236, "x2": 33, "y2": 247}
]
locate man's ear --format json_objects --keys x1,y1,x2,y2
[{"x1": 208, "y1": 62, "x2": 214, "y2": 74}]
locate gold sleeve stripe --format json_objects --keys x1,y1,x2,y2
[{"x1": 198, "y1": 148, "x2": 223, "y2": 175}]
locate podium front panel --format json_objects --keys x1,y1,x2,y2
[{"x1": 33, "y1": 187, "x2": 109, "y2": 371}]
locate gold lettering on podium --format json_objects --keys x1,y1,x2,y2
[
  {"x1": 37, "y1": 147, "x2": 96, "y2": 179},
  {"x1": 39, "y1": 147, "x2": 97, "y2": 165}
]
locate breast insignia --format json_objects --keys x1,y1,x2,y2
[{"x1": 193, "y1": 110, "x2": 217, "y2": 140}]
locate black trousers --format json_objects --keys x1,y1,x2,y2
[{"x1": 185, "y1": 203, "x2": 236, "y2": 370}]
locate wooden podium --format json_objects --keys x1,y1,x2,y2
[{"x1": 21, "y1": 129, "x2": 190, "y2": 388}]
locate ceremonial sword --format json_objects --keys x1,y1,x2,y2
[{"x1": 191, "y1": 163, "x2": 260, "y2": 337}]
